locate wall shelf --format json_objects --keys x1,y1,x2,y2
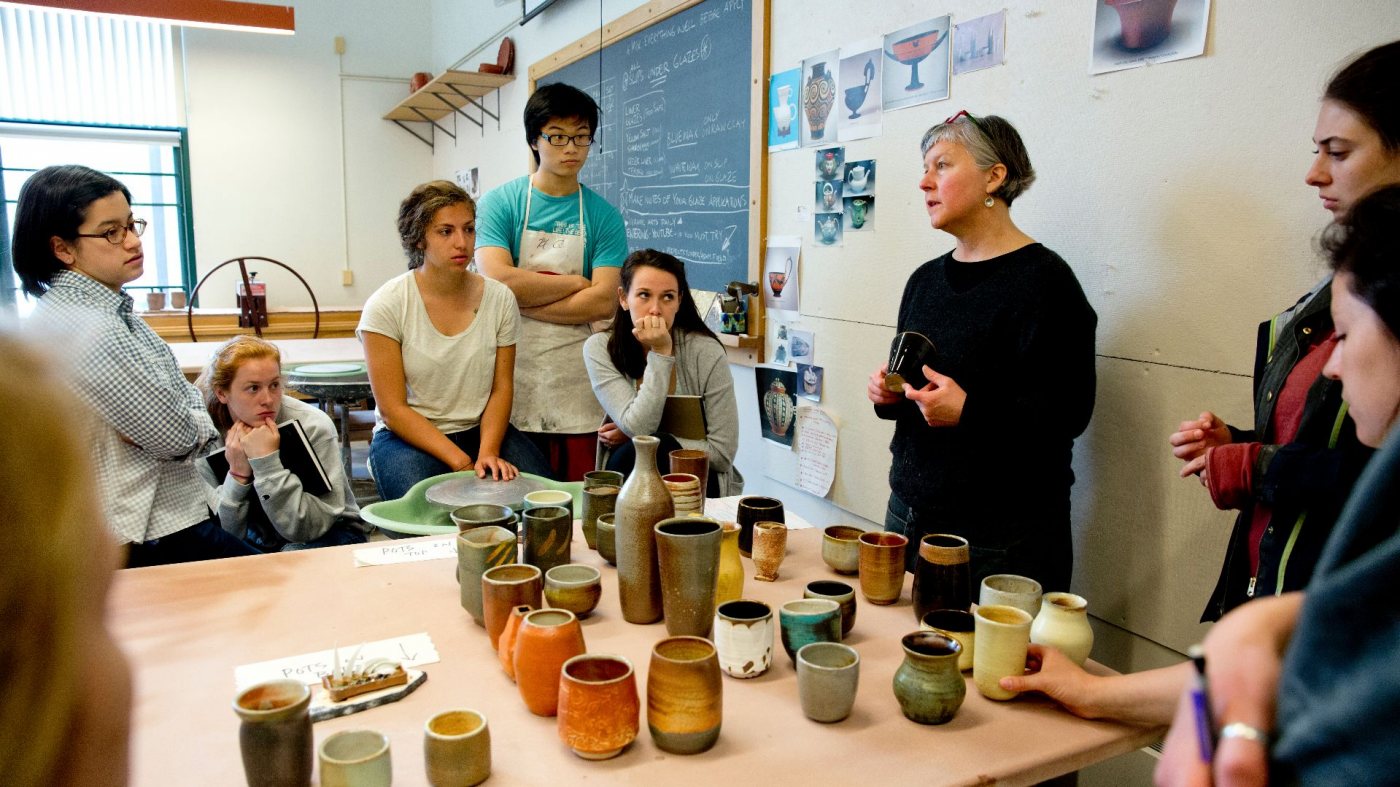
[{"x1": 383, "y1": 70, "x2": 513, "y2": 149}]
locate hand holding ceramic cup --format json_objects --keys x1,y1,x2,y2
[
  {"x1": 712, "y1": 599, "x2": 775, "y2": 679},
  {"x1": 735, "y1": 495, "x2": 783, "y2": 556},
  {"x1": 424, "y1": 709, "x2": 491, "y2": 787},
  {"x1": 751, "y1": 521, "x2": 788, "y2": 582},
  {"x1": 796, "y1": 642, "x2": 861, "y2": 723},
  {"x1": 557, "y1": 654, "x2": 640, "y2": 760},
  {"x1": 979, "y1": 574, "x2": 1043, "y2": 617},
  {"x1": 884, "y1": 331, "x2": 939, "y2": 392},
  {"x1": 858, "y1": 531, "x2": 908, "y2": 605},
  {"x1": 318, "y1": 729, "x2": 391, "y2": 787},
  {"x1": 232, "y1": 679, "x2": 313, "y2": 787},
  {"x1": 973, "y1": 604, "x2": 1033, "y2": 700}
]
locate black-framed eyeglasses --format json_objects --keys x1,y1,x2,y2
[
  {"x1": 538, "y1": 132, "x2": 595, "y2": 148},
  {"x1": 75, "y1": 219, "x2": 147, "y2": 245},
  {"x1": 943, "y1": 110, "x2": 985, "y2": 131}
]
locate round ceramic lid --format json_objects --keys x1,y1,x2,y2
[
  {"x1": 424, "y1": 474, "x2": 547, "y2": 510},
  {"x1": 289, "y1": 362, "x2": 366, "y2": 377}
]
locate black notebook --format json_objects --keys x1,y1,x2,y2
[{"x1": 205, "y1": 419, "x2": 332, "y2": 497}]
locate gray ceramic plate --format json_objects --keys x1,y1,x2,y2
[{"x1": 424, "y1": 474, "x2": 546, "y2": 511}]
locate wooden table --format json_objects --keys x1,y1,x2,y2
[
  {"x1": 110, "y1": 526, "x2": 1162, "y2": 786},
  {"x1": 166, "y1": 337, "x2": 365, "y2": 380}
]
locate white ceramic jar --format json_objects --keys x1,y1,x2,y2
[{"x1": 1029, "y1": 592, "x2": 1094, "y2": 666}]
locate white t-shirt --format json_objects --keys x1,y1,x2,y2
[{"x1": 357, "y1": 272, "x2": 520, "y2": 434}]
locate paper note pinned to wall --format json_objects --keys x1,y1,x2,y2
[
  {"x1": 796, "y1": 406, "x2": 837, "y2": 497},
  {"x1": 353, "y1": 536, "x2": 457, "y2": 567},
  {"x1": 234, "y1": 632, "x2": 440, "y2": 690}
]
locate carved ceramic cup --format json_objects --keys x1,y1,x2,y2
[
  {"x1": 481, "y1": 564, "x2": 542, "y2": 650},
  {"x1": 233, "y1": 679, "x2": 313, "y2": 787},
  {"x1": 457, "y1": 525, "x2": 517, "y2": 626},
  {"x1": 318, "y1": 729, "x2": 391, "y2": 787},
  {"x1": 821, "y1": 525, "x2": 864, "y2": 575},
  {"x1": 424, "y1": 709, "x2": 491, "y2": 787},
  {"x1": 751, "y1": 521, "x2": 788, "y2": 582},
  {"x1": 557, "y1": 654, "x2": 640, "y2": 761},
  {"x1": 712, "y1": 599, "x2": 774, "y2": 679},
  {"x1": 857, "y1": 531, "x2": 908, "y2": 605}
]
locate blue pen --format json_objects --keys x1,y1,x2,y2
[{"x1": 1188, "y1": 645, "x2": 1217, "y2": 763}]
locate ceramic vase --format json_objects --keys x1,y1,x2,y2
[
  {"x1": 544, "y1": 564, "x2": 602, "y2": 619},
  {"x1": 523, "y1": 505, "x2": 572, "y2": 573},
  {"x1": 858, "y1": 531, "x2": 908, "y2": 605},
  {"x1": 513, "y1": 608, "x2": 587, "y2": 717},
  {"x1": 893, "y1": 631, "x2": 966, "y2": 725},
  {"x1": 233, "y1": 679, "x2": 313, "y2": 787},
  {"x1": 973, "y1": 604, "x2": 1033, "y2": 701},
  {"x1": 557, "y1": 654, "x2": 640, "y2": 761},
  {"x1": 821, "y1": 525, "x2": 864, "y2": 575},
  {"x1": 735, "y1": 495, "x2": 783, "y2": 557},
  {"x1": 778, "y1": 599, "x2": 841, "y2": 665},
  {"x1": 663, "y1": 473, "x2": 704, "y2": 516},
  {"x1": 802, "y1": 61, "x2": 835, "y2": 139},
  {"x1": 596, "y1": 513, "x2": 618, "y2": 566},
  {"x1": 796, "y1": 642, "x2": 861, "y2": 723},
  {"x1": 615, "y1": 435, "x2": 673, "y2": 624},
  {"x1": 804, "y1": 580, "x2": 856, "y2": 639},
  {"x1": 581, "y1": 484, "x2": 619, "y2": 550},
  {"x1": 457, "y1": 525, "x2": 517, "y2": 626},
  {"x1": 654, "y1": 517, "x2": 723, "y2": 637},
  {"x1": 497, "y1": 604, "x2": 533, "y2": 681},
  {"x1": 669, "y1": 448, "x2": 710, "y2": 503},
  {"x1": 647, "y1": 636, "x2": 723, "y2": 755},
  {"x1": 424, "y1": 710, "x2": 491, "y2": 787},
  {"x1": 715, "y1": 522, "x2": 745, "y2": 605},
  {"x1": 481, "y1": 564, "x2": 542, "y2": 650},
  {"x1": 762, "y1": 378, "x2": 796, "y2": 437},
  {"x1": 712, "y1": 599, "x2": 774, "y2": 679},
  {"x1": 1030, "y1": 592, "x2": 1094, "y2": 666},
  {"x1": 912, "y1": 534, "x2": 971, "y2": 622},
  {"x1": 751, "y1": 521, "x2": 787, "y2": 582}
]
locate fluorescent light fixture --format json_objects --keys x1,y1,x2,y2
[{"x1": 1, "y1": 0, "x2": 296, "y2": 35}]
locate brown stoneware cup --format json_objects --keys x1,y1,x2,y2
[
  {"x1": 858, "y1": 531, "x2": 908, "y2": 605},
  {"x1": 751, "y1": 521, "x2": 788, "y2": 582},
  {"x1": 424, "y1": 709, "x2": 491, "y2": 787},
  {"x1": 557, "y1": 654, "x2": 640, "y2": 760},
  {"x1": 669, "y1": 448, "x2": 710, "y2": 502},
  {"x1": 647, "y1": 636, "x2": 722, "y2": 755},
  {"x1": 481, "y1": 564, "x2": 542, "y2": 650}
]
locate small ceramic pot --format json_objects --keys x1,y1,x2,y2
[
  {"x1": 145, "y1": 290, "x2": 167, "y2": 311},
  {"x1": 804, "y1": 580, "x2": 856, "y2": 639},
  {"x1": 496, "y1": 604, "x2": 533, "y2": 681},
  {"x1": 514, "y1": 608, "x2": 587, "y2": 717},
  {"x1": 712, "y1": 599, "x2": 774, "y2": 679},
  {"x1": 858, "y1": 531, "x2": 908, "y2": 605},
  {"x1": 654, "y1": 517, "x2": 723, "y2": 637},
  {"x1": 233, "y1": 679, "x2": 313, "y2": 787},
  {"x1": 893, "y1": 631, "x2": 966, "y2": 725},
  {"x1": 581, "y1": 484, "x2": 619, "y2": 550},
  {"x1": 584, "y1": 470, "x2": 625, "y2": 488},
  {"x1": 973, "y1": 604, "x2": 1033, "y2": 701},
  {"x1": 410, "y1": 71, "x2": 432, "y2": 92},
  {"x1": 735, "y1": 495, "x2": 783, "y2": 556},
  {"x1": 647, "y1": 636, "x2": 723, "y2": 755},
  {"x1": 523, "y1": 505, "x2": 572, "y2": 573},
  {"x1": 169, "y1": 289, "x2": 188, "y2": 309},
  {"x1": 318, "y1": 729, "x2": 391, "y2": 787},
  {"x1": 1030, "y1": 592, "x2": 1094, "y2": 666},
  {"x1": 751, "y1": 521, "x2": 788, "y2": 582},
  {"x1": 669, "y1": 448, "x2": 709, "y2": 502},
  {"x1": 912, "y1": 534, "x2": 971, "y2": 622},
  {"x1": 921, "y1": 609, "x2": 976, "y2": 672},
  {"x1": 524, "y1": 488, "x2": 574, "y2": 519},
  {"x1": 558, "y1": 654, "x2": 639, "y2": 760},
  {"x1": 821, "y1": 525, "x2": 864, "y2": 575},
  {"x1": 796, "y1": 642, "x2": 860, "y2": 723},
  {"x1": 424, "y1": 709, "x2": 490, "y2": 787},
  {"x1": 596, "y1": 513, "x2": 618, "y2": 566},
  {"x1": 779, "y1": 598, "x2": 841, "y2": 665},
  {"x1": 544, "y1": 564, "x2": 602, "y2": 618},
  {"x1": 481, "y1": 564, "x2": 542, "y2": 650},
  {"x1": 662, "y1": 472, "x2": 704, "y2": 516},
  {"x1": 451, "y1": 503, "x2": 515, "y2": 533},
  {"x1": 715, "y1": 522, "x2": 744, "y2": 605},
  {"x1": 979, "y1": 574, "x2": 1043, "y2": 618},
  {"x1": 457, "y1": 525, "x2": 517, "y2": 626}
]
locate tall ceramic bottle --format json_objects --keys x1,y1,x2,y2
[
  {"x1": 1029, "y1": 592, "x2": 1094, "y2": 666},
  {"x1": 615, "y1": 435, "x2": 674, "y2": 624},
  {"x1": 715, "y1": 522, "x2": 745, "y2": 605}
]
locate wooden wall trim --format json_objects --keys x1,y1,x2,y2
[{"x1": 144, "y1": 309, "x2": 362, "y2": 342}]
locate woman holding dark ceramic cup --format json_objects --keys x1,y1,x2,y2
[{"x1": 866, "y1": 111, "x2": 1097, "y2": 591}]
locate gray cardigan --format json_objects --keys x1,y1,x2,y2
[
  {"x1": 583, "y1": 330, "x2": 744, "y2": 496},
  {"x1": 199, "y1": 396, "x2": 366, "y2": 544}
]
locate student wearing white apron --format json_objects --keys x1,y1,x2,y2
[{"x1": 476, "y1": 83, "x2": 628, "y2": 480}]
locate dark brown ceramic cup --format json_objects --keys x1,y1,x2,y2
[
  {"x1": 885, "y1": 331, "x2": 938, "y2": 392},
  {"x1": 736, "y1": 496, "x2": 783, "y2": 557}
]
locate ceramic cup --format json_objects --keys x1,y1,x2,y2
[
  {"x1": 751, "y1": 521, "x2": 788, "y2": 582},
  {"x1": 884, "y1": 331, "x2": 939, "y2": 392},
  {"x1": 523, "y1": 488, "x2": 574, "y2": 519},
  {"x1": 595, "y1": 512, "x2": 618, "y2": 566},
  {"x1": 735, "y1": 495, "x2": 783, "y2": 556},
  {"x1": 858, "y1": 531, "x2": 908, "y2": 605},
  {"x1": 170, "y1": 288, "x2": 188, "y2": 309},
  {"x1": 523, "y1": 505, "x2": 572, "y2": 573},
  {"x1": 513, "y1": 608, "x2": 587, "y2": 717},
  {"x1": 912, "y1": 534, "x2": 971, "y2": 622},
  {"x1": 662, "y1": 473, "x2": 704, "y2": 516},
  {"x1": 583, "y1": 470, "x2": 625, "y2": 488},
  {"x1": 232, "y1": 679, "x2": 313, "y2": 787},
  {"x1": 647, "y1": 636, "x2": 723, "y2": 755},
  {"x1": 557, "y1": 654, "x2": 640, "y2": 760},
  {"x1": 821, "y1": 525, "x2": 864, "y2": 575},
  {"x1": 145, "y1": 290, "x2": 167, "y2": 311},
  {"x1": 669, "y1": 448, "x2": 710, "y2": 503},
  {"x1": 778, "y1": 598, "x2": 841, "y2": 665},
  {"x1": 456, "y1": 525, "x2": 517, "y2": 626},
  {"x1": 979, "y1": 574, "x2": 1043, "y2": 618},
  {"x1": 497, "y1": 604, "x2": 533, "y2": 681},
  {"x1": 921, "y1": 609, "x2": 976, "y2": 671},
  {"x1": 424, "y1": 709, "x2": 491, "y2": 787},
  {"x1": 712, "y1": 599, "x2": 775, "y2": 679},
  {"x1": 804, "y1": 580, "x2": 857, "y2": 639},
  {"x1": 481, "y1": 564, "x2": 542, "y2": 650},
  {"x1": 318, "y1": 729, "x2": 391, "y2": 787},
  {"x1": 973, "y1": 604, "x2": 1033, "y2": 701},
  {"x1": 796, "y1": 642, "x2": 860, "y2": 723},
  {"x1": 544, "y1": 564, "x2": 602, "y2": 618},
  {"x1": 450, "y1": 503, "x2": 515, "y2": 533},
  {"x1": 654, "y1": 517, "x2": 723, "y2": 637},
  {"x1": 581, "y1": 484, "x2": 619, "y2": 550}
]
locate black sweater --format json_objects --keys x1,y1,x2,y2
[{"x1": 876, "y1": 243, "x2": 1097, "y2": 549}]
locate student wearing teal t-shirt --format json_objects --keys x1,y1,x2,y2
[{"x1": 476, "y1": 83, "x2": 628, "y2": 481}]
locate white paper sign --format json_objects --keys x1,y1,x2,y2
[
  {"x1": 354, "y1": 536, "x2": 456, "y2": 567},
  {"x1": 796, "y1": 406, "x2": 837, "y2": 497},
  {"x1": 234, "y1": 632, "x2": 440, "y2": 690}
]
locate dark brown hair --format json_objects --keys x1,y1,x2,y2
[
  {"x1": 397, "y1": 180, "x2": 473, "y2": 269},
  {"x1": 605, "y1": 249, "x2": 717, "y2": 379}
]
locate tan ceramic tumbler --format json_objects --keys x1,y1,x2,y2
[
  {"x1": 857, "y1": 531, "x2": 908, "y2": 605},
  {"x1": 669, "y1": 448, "x2": 709, "y2": 504},
  {"x1": 481, "y1": 564, "x2": 543, "y2": 649},
  {"x1": 424, "y1": 709, "x2": 491, "y2": 787},
  {"x1": 750, "y1": 521, "x2": 787, "y2": 582},
  {"x1": 973, "y1": 604, "x2": 1033, "y2": 700}
]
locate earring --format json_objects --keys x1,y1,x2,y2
[{"x1": 984, "y1": 196, "x2": 995, "y2": 208}]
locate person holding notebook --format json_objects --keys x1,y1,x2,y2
[
  {"x1": 583, "y1": 249, "x2": 744, "y2": 495},
  {"x1": 196, "y1": 335, "x2": 369, "y2": 551}
]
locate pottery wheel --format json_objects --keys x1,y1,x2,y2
[{"x1": 424, "y1": 474, "x2": 546, "y2": 511}]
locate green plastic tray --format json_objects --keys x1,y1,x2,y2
[{"x1": 361, "y1": 471, "x2": 584, "y2": 536}]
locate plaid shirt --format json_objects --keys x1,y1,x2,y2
[{"x1": 30, "y1": 271, "x2": 217, "y2": 544}]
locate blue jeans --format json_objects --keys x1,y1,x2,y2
[
  {"x1": 125, "y1": 515, "x2": 261, "y2": 567},
  {"x1": 244, "y1": 520, "x2": 368, "y2": 553},
  {"x1": 369, "y1": 424, "x2": 551, "y2": 502}
]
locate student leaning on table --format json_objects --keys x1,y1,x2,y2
[
  {"x1": 194, "y1": 335, "x2": 369, "y2": 551},
  {"x1": 582, "y1": 249, "x2": 744, "y2": 495},
  {"x1": 12, "y1": 165, "x2": 257, "y2": 566},
  {"x1": 0, "y1": 332, "x2": 132, "y2": 785},
  {"x1": 359, "y1": 180, "x2": 551, "y2": 503}
]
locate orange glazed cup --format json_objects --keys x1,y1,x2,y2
[
  {"x1": 513, "y1": 609, "x2": 586, "y2": 716},
  {"x1": 557, "y1": 654, "x2": 639, "y2": 760}
]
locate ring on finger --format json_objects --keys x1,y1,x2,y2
[{"x1": 1219, "y1": 722, "x2": 1269, "y2": 745}]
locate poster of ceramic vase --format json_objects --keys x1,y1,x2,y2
[
  {"x1": 796, "y1": 364, "x2": 824, "y2": 401},
  {"x1": 756, "y1": 366, "x2": 799, "y2": 447},
  {"x1": 763, "y1": 236, "x2": 801, "y2": 311},
  {"x1": 844, "y1": 195, "x2": 874, "y2": 232},
  {"x1": 768, "y1": 68, "x2": 801, "y2": 151},
  {"x1": 882, "y1": 16, "x2": 951, "y2": 112},
  {"x1": 789, "y1": 330, "x2": 815, "y2": 365},
  {"x1": 800, "y1": 50, "x2": 840, "y2": 148},
  {"x1": 837, "y1": 41, "x2": 882, "y2": 141},
  {"x1": 1090, "y1": 0, "x2": 1210, "y2": 75},
  {"x1": 953, "y1": 11, "x2": 1006, "y2": 75}
]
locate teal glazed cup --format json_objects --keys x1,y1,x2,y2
[
  {"x1": 796, "y1": 642, "x2": 861, "y2": 723},
  {"x1": 804, "y1": 580, "x2": 857, "y2": 639},
  {"x1": 778, "y1": 598, "x2": 841, "y2": 665}
]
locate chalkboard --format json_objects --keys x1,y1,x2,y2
[{"x1": 532, "y1": 0, "x2": 764, "y2": 294}]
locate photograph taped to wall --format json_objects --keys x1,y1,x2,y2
[
  {"x1": 773, "y1": 323, "x2": 791, "y2": 366},
  {"x1": 844, "y1": 158, "x2": 875, "y2": 196},
  {"x1": 815, "y1": 180, "x2": 843, "y2": 212},
  {"x1": 882, "y1": 16, "x2": 951, "y2": 111},
  {"x1": 814, "y1": 211, "x2": 843, "y2": 247},
  {"x1": 790, "y1": 329, "x2": 815, "y2": 365},
  {"x1": 815, "y1": 145, "x2": 844, "y2": 181},
  {"x1": 800, "y1": 50, "x2": 841, "y2": 147},
  {"x1": 764, "y1": 236, "x2": 801, "y2": 312},
  {"x1": 845, "y1": 195, "x2": 874, "y2": 232},
  {"x1": 768, "y1": 68, "x2": 801, "y2": 151},
  {"x1": 797, "y1": 363, "x2": 824, "y2": 401},
  {"x1": 1090, "y1": 0, "x2": 1210, "y2": 75},
  {"x1": 953, "y1": 10, "x2": 1006, "y2": 75},
  {"x1": 838, "y1": 42, "x2": 882, "y2": 141},
  {"x1": 756, "y1": 365, "x2": 799, "y2": 447}
]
